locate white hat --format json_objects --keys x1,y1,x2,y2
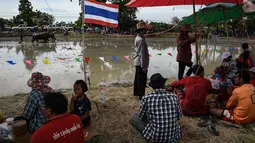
[
  {"x1": 222, "y1": 52, "x2": 231, "y2": 60},
  {"x1": 249, "y1": 67, "x2": 255, "y2": 73}
]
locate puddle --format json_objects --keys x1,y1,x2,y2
[{"x1": 0, "y1": 38, "x2": 249, "y2": 96}]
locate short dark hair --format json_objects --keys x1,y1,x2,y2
[
  {"x1": 242, "y1": 43, "x2": 249, "y2": 50},
  {"x1": 236, "y1": 70, "x2": 250, "y2": 84},
  {"x1": 44, "y1": 92, "x2": 68, "y2": 114},
  {"x1": 192, "y1": 65, "x2": 204, "y2": 75},
  {"x1": 74, "y1": 80, "x2": 88, "y2": 93}
]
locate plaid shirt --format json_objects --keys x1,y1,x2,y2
[
  {"x1": 23, "y1": 90, "x2": 47, "y2": 133},
  {"x1": 140, "y1": 89, "x2": 182, "y2": 143}
]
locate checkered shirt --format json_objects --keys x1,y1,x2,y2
[
  {"x1": 23, "y1": 90, "x2": 47, "y2": 133},
  {"x1": 139, "y1": 89, "x2": 182, "y2": 143}
]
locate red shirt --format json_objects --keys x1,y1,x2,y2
[
  {"x1": 176, "y1": 33, "x2": 196, "y2": 63},
  {"x1": 250, "y1": 80, "x2": 255, "y2": 87},
  {"x1": 172, "y1": 77, "x2": 212, "y2": 116},
  {"x1": 31, "y1": 113, "x2": 84, "y2": 143}
]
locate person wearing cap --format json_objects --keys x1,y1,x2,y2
[
  {"x1": 23, "y1": 72, "x2": 53, "y2": 133},
  {"x1": 130, "y1": 73, "x2": 182, "y2": 142},
  {"x1": 210, "y1": 70, "x2": 255, "y2": 125},
  {"x1": 31, "y1": 92, "x2": 84, "y2": 143},
  {"x1": 177, "y1": 24, "x2": 199, "y2": 80},
  {"x1": 133, "y1": 21, "x2": 150, "y2": 100},
  {"x1": 172, "y1": 65, "x2": 212, "y2": 116},
  {"x1": 249, "y1": 67, "x2": 255, "y2": 86}
]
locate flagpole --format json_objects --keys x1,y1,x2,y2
[{"x1": 82, "y1": 0, "x2": 87, "y2": 82}]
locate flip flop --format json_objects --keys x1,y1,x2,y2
[{"x1": 207, "y1": 125, "x2": 220, "y2": 136}]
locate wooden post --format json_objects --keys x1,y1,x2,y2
[
  {"x1": 82, "y1": 0, "x2": 87, "y2": 82},
  {"x1": 193, "y1": 0, "x2": 199, "y2": 65}
]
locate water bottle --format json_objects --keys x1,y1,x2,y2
[{"x1": 100, "y1": 88, "x2": 105, "y2": 104}]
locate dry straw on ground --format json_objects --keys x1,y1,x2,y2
[{"x1": 1, "y1": 86, "x2": 255, "y2": 143}]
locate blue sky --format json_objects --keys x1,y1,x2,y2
[{"x1": 0, "y1": 0, "x2": 202, "y2": 23}]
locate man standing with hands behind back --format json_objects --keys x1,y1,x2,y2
[{"x1": 133, "y1": 21, "x2": 150, "y2": 100}]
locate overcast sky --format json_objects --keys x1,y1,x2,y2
[{"x1": 0, "y1": 0, "x2": 203, "y2": 23}]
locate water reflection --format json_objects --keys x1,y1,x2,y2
[{"x1": 0, "y1": 38, "x2": 252, "y2": 96}]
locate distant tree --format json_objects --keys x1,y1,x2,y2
[
  {"x1": 74, "y1": 12, "x2": 82, "y2": 27},
  {"x1": 109, "y1": 0, "x2": 138, "y2": 32},
  {"x1": 56, "y1": 21, "x2": 67, "y2": 26},
  {"x1": 33, "y1": 10, "x2": 55, "y2": 26},
  {"x1": 18, "y1": 0, "x2": 34, "y2": 25},
  {"x1": 171, "y1": 16, "x2": 180, "y2": 25}
]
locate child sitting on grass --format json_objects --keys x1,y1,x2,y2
[{"x1": 70, "y1": 80, "x2": 91, "y2": 128}]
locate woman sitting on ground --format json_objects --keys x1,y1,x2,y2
[
  {"x1": 70, "y1": 80, "x2": 92, "y2": 128},
  {"x1": 171, "y1": 65, "x2": 213, "y2": 116}
]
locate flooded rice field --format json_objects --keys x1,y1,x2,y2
[{"x1": 0, "y1": 38, "x2": 250, "y2": 96}]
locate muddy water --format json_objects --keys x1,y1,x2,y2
[{"x1": 0, "y1": 38, "x2": 249, "y2": 96}]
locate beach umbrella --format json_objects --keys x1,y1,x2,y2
[
  {"x1": 179, "y1": 1, "x2": 255, "y2": 26},
  {"x1": 126, "y1": 0, "x2": 243, "y2": 64}
]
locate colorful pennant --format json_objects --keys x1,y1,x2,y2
[
  {"x1": 202, "y1": 50, "x2": 205, "y2": 53},
  {"x1": 99, "y1": 57, "x2": 105, "y2": 62},
  {"x1": 43, "y1": 59, "x2": 50, "y2": 64},
  {"x1": 6, "y1": 60, "x2": 16, "y2": 65},
  {"x1": 85, "y1": 57, "x2": 90, "y2": 64},
  {"x1": 112, "y1": 56, "x2": 118, "y2": 61},
  {"x1": 25, "y1": 60, "x2": 32, "y2": 65},
  {"x1": 75, "y1": 58, "x2": 81, "y2": 62},
  {"x1": 157, "y1": 53, "x2": 162, "y2": 56},
  {"x1": 231, "y1": 47, "x2": 235, "y2": 51},
  {"x1": 167, "y1": 53, "x2": 172, "y2": 56},
  {"x1": 124, "y1": 56, "x2": 129, "y2": 60},
  {"x1": 59, "y1": 58, "x2": 65, "y2": 60},
  {"x1": 238, "y1": 47, "x2": 241, "y2": 51}
]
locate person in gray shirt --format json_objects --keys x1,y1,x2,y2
[{"x1": 133, "y1": 22, "x2": 149, "y2": 100}]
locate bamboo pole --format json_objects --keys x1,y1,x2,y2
[
  {"x1": 82, "y1": 0, "x2": 87, "y2": 82},
  {"x1": 193, "y1": 0, "x2": 199, "y2": 65}
]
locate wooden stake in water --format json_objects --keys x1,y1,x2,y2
[{"x1": 82, "y1": 0, "x2": 87, "y2": 82}]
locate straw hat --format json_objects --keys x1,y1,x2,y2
[
  {"x1": 12, "y1": 120, "x2": 31, "y2": 143},
  {"x1": 179, "y1": 24, "x2": 192, "y2": 32},
  {"x1": 136, "y1": 21, "x2": 147, "y2": 31}
]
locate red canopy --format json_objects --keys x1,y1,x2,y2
[{"x1": 126, "y1": 0, "x2": 243, "y2": 7}]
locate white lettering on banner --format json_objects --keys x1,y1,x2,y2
[{"x1": 52, "y1": 122, "x2": 82, "y2": 140}]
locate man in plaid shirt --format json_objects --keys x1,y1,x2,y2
[{"x1": 131, "y1": 73, "x2": 182, "y2": 143}]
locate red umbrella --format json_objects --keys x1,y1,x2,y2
[
  {"x1": 126, "y1": 0, "x2": 243, "y2": 7},
  {"x1": 126, "y1": 0, "x2": 243, "y2": 64}
]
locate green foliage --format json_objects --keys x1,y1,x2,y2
[
  {"x1": 149, "y1": 22, "x2": 173, "y2": 32},
  {"x1": 18, "y1": 0, "x2": 34, "y2": 25},
  {"x1": 109, "y1": 0, "x2": 137, "y2": 31},
  {"x1": 33, "y1": 10, "x2": 55, "y2": 26}
]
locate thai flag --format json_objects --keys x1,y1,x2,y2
[{"x1": 84, "y1": 0, "x2": 119, "y2": 28}]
